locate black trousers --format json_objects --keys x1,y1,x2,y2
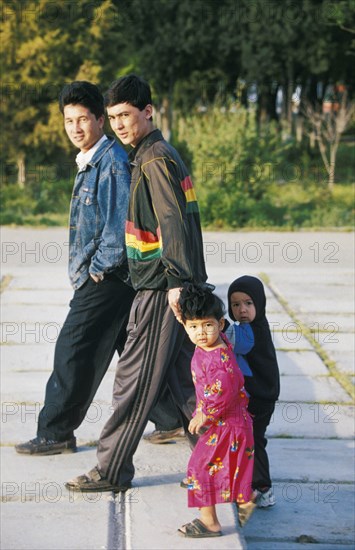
[
  {"x1": 248, "y1": 398, "x2": 276, "y2": 490},
  {"x1": 37, "y1": 275, "x2": 136, "y2": 441},
  {"x1": 96, "y1": 290, "x2": 196, "y2": 486},
  {"x1": 149, "y1": 385, "x2": 183, "y2": 431}
]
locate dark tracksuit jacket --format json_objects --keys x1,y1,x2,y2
[{"x1": 126, "y1": 129, "x2": 207, "y2": 290}]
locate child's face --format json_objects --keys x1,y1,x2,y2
[
  {"x1": 184, "y1": 316, "x2": 225, "y2": 351},
  {"x1": 230, "y1": 291, "x2": 256, "y2": 323}
]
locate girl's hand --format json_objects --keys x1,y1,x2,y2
[{"x1": 188, "y1": 411, "x2": 207, "y2": 434}]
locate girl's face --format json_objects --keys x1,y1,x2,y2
[
  {"x1": 230, "y1": 291, "x2": 256, "y2": 323},
  {"x1": 184, "y1": 316, "x2": 225, "y2": 351}
]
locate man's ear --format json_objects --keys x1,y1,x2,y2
[{"x1": 144, "y1": 104, "x2": 153, "y2": 119}]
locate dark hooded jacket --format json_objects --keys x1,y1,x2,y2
[{"x1": 228, "y1": 275, "x2": 280, "y2": 402}]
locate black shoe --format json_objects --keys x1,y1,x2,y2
[
  {"x1": 65, "y1": 466, "x2": 131, "y2": 493},
  {"x1": 15, "y1": 436, "x2": 77, "y2": 456},
  {"x1": 143, "y1": 427, "x2": 185, "y2": 444}
]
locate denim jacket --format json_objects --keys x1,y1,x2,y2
[{"x1": 68, "y1": 136, "x2": 131, "y2": 290}]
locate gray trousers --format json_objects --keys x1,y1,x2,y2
[{"x1": 96, "y1": 289, "x2": 196, "y2": 486}]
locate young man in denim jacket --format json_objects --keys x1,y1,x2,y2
[{"x1": 16, "y1": 81, "x2": 136, "y2": 455}]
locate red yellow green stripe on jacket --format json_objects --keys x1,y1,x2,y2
[
  {"x1": 182, "y1": 175, "x2": 199, "y2": 214},
  {"x1": 126, "y1": 175, "x2": 199, "y2": 261},
  {"x1": 125, "y1": 221, "x2": 162, "y2": 261}
]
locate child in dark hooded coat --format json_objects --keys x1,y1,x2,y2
[{"x1": 227, "y1": 275, "x2": 280, "y2": 507}]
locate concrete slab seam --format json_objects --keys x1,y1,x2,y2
[
  {"x1": 107, "y1": 493, "x2": 127, "y2": 550},
  {"x1": 125, "y1": 490, "x2": 133, "y2": 550},
  {"x1": 260, "y1": 273, "x2": 354, "y2": 402}
]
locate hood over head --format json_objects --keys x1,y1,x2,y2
[{"x1": 228, "y1": 275, "x2": 266, "y2": 322}]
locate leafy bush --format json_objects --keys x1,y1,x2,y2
[
  {"x1": 176, "y1": 106, "x2": 354, "y2": 229},
  {"x1": 1, "y1": 110, "x2": 353, "y2": 229},
  {"x1": 32, "y1": 178, "x2": 72, "y2": 214},
  {"x1": 0, "y1": 185, "x2": 37, "y2": 225},
  {"x1": 0, "y1": 180, "x2": 71, "y2": 226}
]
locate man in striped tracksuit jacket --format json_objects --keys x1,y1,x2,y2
[{"x1": 66, "y1": 74, "x2": 208, "y2": 492}]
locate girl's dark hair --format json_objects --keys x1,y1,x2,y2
[
  {"x1": 179, "y1": 283, "x2": 225, "y2": 322},
  {"x1": 59, "y1": 81, "x2": 104, "y2": 119},
  {"x1": 104, "y1": 74, "x2": 152, "y2": 110}
]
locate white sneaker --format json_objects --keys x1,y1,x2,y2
[{"x1": 256, "y1": 488, "x2": 276, "y2": 508}]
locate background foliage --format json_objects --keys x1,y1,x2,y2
[{"x1": 1, "y1": 0, "x2": 354, "y2": 228}]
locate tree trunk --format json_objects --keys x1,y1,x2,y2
[
  {"x1": 284, "y1": 64, "x2": 293, "y2": 139},
  {"x1": 328, "y1": 137, "x2": 340, "y2": 191},
  {"x1": 17, "y1": 154, "x2": 25, "y2": 188},
  {"x1": 295, "y1": 116, "x2": 303, "y2": 143},
  {"x1": 257, "y1": 92, "x2": 269, "y2": 126},
  {"x1": 269, "y1": 88, "x2": 279, "y2": 121},
  {"x1": 287, "y1": 78, "x2": 293, "y2": 128},
  {"x1": 309, "y1": 131, "x2": 316, "y2": 149},
  {"x1": 306, "y1": 75, "x2": 319, "y2": 107},
  {"x1": 257, "y1": 85, "x2": 276, "y2": 128},
  {"x1": 328, "y1": 165, "x2": 335, "y2": 190},
  {"x1": 160, "y1": 96, "x2": 172, "y2": 142}
]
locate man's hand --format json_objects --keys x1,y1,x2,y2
[
  {"x1": 188, "y1": 411, "x2": 207, "y2": 434},
  {"x1": 168, "y1": 287, "x2": 182, "y2": 322},
  {"x1": 90, "y1": 273, "x2": 101, "y2": 283}
]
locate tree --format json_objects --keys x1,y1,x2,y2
[
  {"x1": 116, "y1": 0, "x2": 231, "y2": 137},
  {"x1": 2, "y1": 0, "x2": 354, "y2": 187},
  {"x1": 1, "y1": 0, "x2": 127, "y2": 185},
  {"x1": 303, "y1": 91, "x2": 355, "y2": 189},
  {"x1": 224, "y1": 0, "x2": 355, "y2": 130}
]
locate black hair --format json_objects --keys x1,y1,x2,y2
[
  {"x1": 59, "y1": 81, "x2": 104, "y2": 119},
  {"x1": 104, "y1": 74, "x2": 152, "y2": 111},
  {"x1": 179, "y1": 283, "x2": 225, "y2": 322}
]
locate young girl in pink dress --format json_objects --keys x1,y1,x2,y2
[{"x1": 178, "y1": 284, "x2": 256, "y2": 538}]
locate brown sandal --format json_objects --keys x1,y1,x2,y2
[{"x1": 178, "y1": 518, "x2": 222, "y2": 538}]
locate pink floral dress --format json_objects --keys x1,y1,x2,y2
[{"x1": 186, "y1": 334, "x2": 254, "y2": 507}]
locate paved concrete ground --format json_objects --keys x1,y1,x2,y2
[{"x1": 1, "y1": 228, "x2": 354, "y2": 549}]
